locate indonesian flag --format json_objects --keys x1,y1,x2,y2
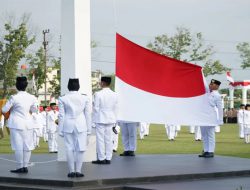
[
  {"x1": 115, "y1": 33, "x2": 218, "y2": 125},
  {"x1": 226, "y1": 71, "x2": 234, "y2": 83}
]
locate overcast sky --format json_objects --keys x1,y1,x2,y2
[{"x1": 0, "y1": 0, "x2": 250, "y2": 87}]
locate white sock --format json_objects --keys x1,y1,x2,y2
[
  {"x1": 66, "y1": 150, "x2": 75, "y2": 173},
  {"x1": 75, "y1": 151, "x2": 84, "y2": 173},
  {"x1": 15, "y1": 150, "x2": 23, "y2": 169},
  {"x1": 23, "y1": 151, "x2": 31, "y2": 168}
]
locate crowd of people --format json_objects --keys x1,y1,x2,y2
[{"x1": 1, "y1": 76, "x2": 249, "y2": 178}]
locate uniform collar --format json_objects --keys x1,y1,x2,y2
[{"x1": 69, "y1": 91, "x2": 78, "y2": 94}]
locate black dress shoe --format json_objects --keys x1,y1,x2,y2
[
  {"x1": 92, "y1": 160, "x2": 106, "y2": 164},
  {"x1": 67, "y1": 172, "x2": 76, "y2": 178},
  {"x1": 22, "y1": 167, "x2": 28, "y2": 173},
  {"x1": 75, "y1": 172, "x2": 84, "y2": 177},
  {"x1": 10, "y1": 168, "x2": 24, "y2": 173},
  {"x1": 113, "y1": 149, "x2": 117, "y2": 152},
  {"x1": 120, "y1": 151, "x2": 130, "y2": 156},
  {"x1": 204, "y1": 152, "x2": 214, "y2": 158},
  {"x1": 198, "y1": 152, "x2": 208, "y2": 157},
  {"x1": 128, "y1": 151, "x2": 135, "y2": 156},
  {"x1": 105, "y1": 160, "x2": 111, "y2": 164}
]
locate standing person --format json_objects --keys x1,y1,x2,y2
[
  {"x1": 199, "y1": 79, "x2": 223, "y2": 158},
  {"x1": 47, "y1": 103, "x2": 58, "y2": 153},
  {"x1": 194, "y1": 126, "x2": 202, "y2": 141},
  {"x1": 58, "y1": 78, "x2": 91, "y2": 178},
  {"x1": 1, "y1": 76, "x2": 38, "y2": 173},
  {"x1": 243, "y1": 104, "x2": 250, "y2": 143},
  {"x1": 31, "y1": 107, "x2": 43, "y2": 148},
  {"x1": 237, "y1": 104, "x2": 245, "y2": 139},
  {"x1": 92, "y1": 76, "x2": 118, "y2": 164},
  {"x1": 41, "y1": 106, "x2": 48, "y2": 142},
  {"x1": 189, "y1": 125, "x2": 195, "y2": 134},
  {"x1": 165, "y1": 124, "x2": 176, "y2": 141},
  {"x1": 119, "y1": 121, "x2": 139, "y2": 156}
]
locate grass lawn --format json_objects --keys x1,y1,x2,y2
[{"x1": 0, "y1": 124, "x2": 249, "y2": 158}]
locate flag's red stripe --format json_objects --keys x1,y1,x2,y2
[{"x1": 116, "y1": 33, "x2": 205, "y2": 98}]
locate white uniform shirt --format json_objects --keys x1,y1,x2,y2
[
  {"x1": 237, "y1": 109, "x2": 244, "y2": 124},
  {"x1": 58, "y1": 91, "x2": 91, "y2": 134},
  {"x1": 47, "y1": 110, "x2": 58, "y2": 133},
  {"x1": 244, "y1": 110, "x2": 250, "y2": 125},
  {"x1": 93, "y1": 88, "x2": 118, "y2": 124},
  {"x1": 1, "y1": 91, "x2": 38, "y2": 130},
  {"x1": 208, "y1": 90, "x2": 223, "y2": 125}
]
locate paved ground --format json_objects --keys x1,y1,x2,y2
[{"x1": 0, "y1": 153, "x2": 250, "y2": 189}]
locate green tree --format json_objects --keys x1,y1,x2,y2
[
  {"x1": 0, "y1": 20, "x2": 35, "y2": 97},
  {"x1": 236, "y1": 42, "x2": 250, "y2": 69},
  {"x1": 147, "y1": 27, "x2": 229, "y2": 77},
  {"x1": 26, "y1": 47, "x2": 45, "y2": 96},
  {"x1": 48, "y1": 58, "x2": 60, "y2": 98}
]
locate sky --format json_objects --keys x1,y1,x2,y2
[{"x1": 0, "y1": 0, "x2": 250, "y2": 88}]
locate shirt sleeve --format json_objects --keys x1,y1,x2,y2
[
  {"x1": 92, "y1": 93, "x2": 100, "y2": 123},
  {"x1": 216, "y1": 94, "x2": 223, "y2": 124},
  {"x1": 84, "y1": 97, "x2": 92, "y2": 135},
  {"x1": 1, "y1": 96, "x2": 14, "y2": 114},
  {"x1": 58, "y1": 97, "x2": 65, "y2": 134}
]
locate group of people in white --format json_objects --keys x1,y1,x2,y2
[
  {"x1": 1, "y1": 76, "x2": 248, "y2": 178},
  {"x1": 237, "y1": 104, "x2": 250, "y2": 143}
]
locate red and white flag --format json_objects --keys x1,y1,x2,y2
[
  {"x1": 115, "y1": 34, "x2": 218, "y2": 125},
  {"x1": 226, "y1": 71, "x2": 234, "y2": 83}
]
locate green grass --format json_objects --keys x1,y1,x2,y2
[{"x1": 0, "y1": 124, "x2": 250, "y2": 159}]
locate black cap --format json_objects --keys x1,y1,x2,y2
[
  {"x1": 101, "y1": 76, "x2": 112, "y2": 85},
  {"x1": 50, "y1": 103, "x2": 56, "y2": 107},
  {"x1": 68, "y1": 78, "x2": 80, "y2": 91},
  {"x1": 240, "y1": 104, "x2": 245, "y2": 107},
  {"x1": 210, "y1": 79, "x2": 221, "y2": 86},
  {"x1": 16, "y1": 76, "x2": 28, "y2": 91}
]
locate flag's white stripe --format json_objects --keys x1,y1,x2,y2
[{"x1": 116, "y1": 77, "x2": 218, "y2": 126}]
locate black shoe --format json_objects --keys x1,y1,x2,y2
[
  {"x1": 128, "y1": 151, "x2": 135, "y2": 156},
  {"x1": 105, "y1": 160, "x2": 111, "y2": 164},
  {"x1": 204, "y1": 152, "x2": 214, "y2": 158},
  {"x1": 120, "y1": 151, "x2": 130, "y2": 156},
  {"x1": 10, "y1": 168, "x2": 24, "y2": 173},
  {"x1": 22, "y1": 167, "x2": 28, "y2": 173},
  {"x1": 67, "y1": 172, "x2": 76, "y2": 178},
  {"x1": 92, "y1": 160, "x2": 106, "y2": 164},
  {"x1": 198, "y1": 151, "x2": 208, "y2": 157},
  {"x1": 113, "y1": 149, "x2": 117, "y2": 153},
  {"x1": 75, "y1": 172, "x2": 84, "y2": 177}
]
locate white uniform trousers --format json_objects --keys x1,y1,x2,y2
[
  {"x1": 189, "y1": 126, "x2": 195, "y2": 134},
  {"x1": 48, "y1": 132, "x2": 58, "y2": 152},
  {"x1": 194, "y1": 126, "x2": 202, "y2": 140},
  {"x1": 120, "y1": 123, "x2": 137, "y2": 151},
  {"x1": 139, "y1": 123, "x2": 147, "y2": 139},
  {"x1": 64, "y1": 129, "x2": 87, "y2": 173},
  {"x1": 165, "y1": 125, "x2": 175, "y2": 140},
  {"x1": 43, "y1": 125, "x2": 48, "y2": 142},
  {"x1": 96, "y1": 124, "x2": 113, "y2": 161},
  {"x1": 10, "y1": 128, "x2": 34, "y2": 169},
  {"x1": 200, "y1": 126, "x2": 215, "y2": 153},
  {"x1": 239, "y1": 123, "x2": 244, "y2": 138}
]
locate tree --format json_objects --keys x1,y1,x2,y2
[
  {"x1": 26, "y1": 47, "x2": 45, "y2": 96},
  {"x1": 236, "y1": 42, "x2": 250, "y2": 69},
  {"x1": 147, "y1": 27, "x2": 229, "y2": 77},
  {"x1": 0, "y1": 19, "x2": 35, "y2": 97},
  {"x1": 48, "y1": 58, "x2": 60, "y2": 98}
]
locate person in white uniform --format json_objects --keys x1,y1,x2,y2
[
  {"x1": 41, "y1": 106, "x2": 48, "y2": 142},
  {"x1": 1, "y1": 76, "x2": 38, "y2": 173},
  {"x1": 119, "y1": 121, "x2": 139, "y2": 156},
  {"x1": 165, "y1": 124, "x2": 176, "y2": 141},
  {"x1": 47, "y1": 103, "x2": 58, "y2": 153},
  {"x1": 92, "y1": 76, "x2": 118, "y2": 165},
  {"x1": 199, "y1": 79, "x2": 223, "y2": 158},
  {"x1": 58, "y1": 78, "x2": 91, "y2": 178},
  {"x1": 237, "y1": 104, "x2": 245, "y2": 139},
  {"x1": 31, "y1": 106, "x2": 43, "y2": 148},
  {"x1": 194, "y1": 126, "x2": 202, "y2": 141},
  {"x1": 139, "y1": 122, "x2": 148, "y2": 140},
  {"x1": 243, "y1": 104, "x2": 250, "y2": 143},
  {"x1": 189, "y1": 125, "x2": 195, "y2": 134}
]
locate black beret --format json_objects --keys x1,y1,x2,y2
[
  {"x1": 101, "y1": 76, "x2": 112, "y2": 84},
  {"x1": 210, "y1": 79, "x2": 221, "y2": 86},
  {"x1": 68, "y1": 78, "x2": 80, "y2": 91},
  {"x1": 50, "y1": 103, "x2": 56, "y2": 106},
  {"x1": 240, "y1": 104, "x2": 245, "y2": 107}
]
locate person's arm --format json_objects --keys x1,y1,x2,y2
[
  {"x1": 92, "y1": 93, "x2": 100, "y2": 123},
  {"x1": 216, "y1": 94, "x2": 224, "y2": 125},
  {"x1": 84, "y1": 97, "x2": 92, "y2": 135},
  {"x1": 2, "y1": 96, "x2": 14, "y2": 114},
  {"x1": 58, "y1": 97, "x2": 65, "y2": 136}
]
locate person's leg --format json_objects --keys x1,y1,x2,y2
[
  {"x1": 104, "y1": 124, "x2": 113, "y2": 161},
  {"x1": 120, "y1": 123, "x2": 129, "y2": 151},
  {"x1": 10, "y1": 129, "x2": 24, "y2": 170},
  {"x1": 95, "y1": 124, "x2": 105, "y2": 161},
  {"x1": 207, "y1": 126, "x2": 215, "y2": 156},
  {"x1": 127, "y1": 123, "x2": 137, "y2": 155},
  {"x1": 64, "y1": 132, "x2": 75, "y2": 174}
]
